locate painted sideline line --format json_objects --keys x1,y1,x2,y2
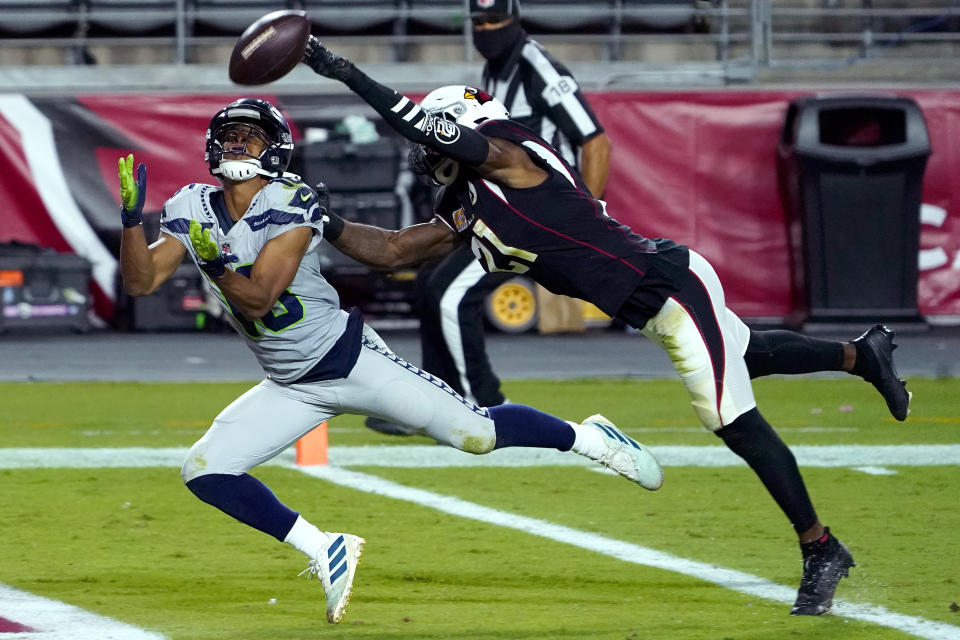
[
  {"x1": 1, "y1": 444, "x2": 959, "y2": 470},
  {"x1": 0, "y1": 584, "x2": 168, "y2": 640},
  {"x1": 4, "y1": 447, "x2": 958, "y2": 639},
  {"x1": 300, "y1": 465, "x2": 960, "y2": 640}
]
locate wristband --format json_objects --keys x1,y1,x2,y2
[
  {"x1": 197, "y1": 253, "x2": 238, "y2": 279},
  {"x1": 322, "y1": 212, "x2": 345, "y2": 242},
  {"x1": 120, "y1": 206, "x2": 142, "y2": 228}
]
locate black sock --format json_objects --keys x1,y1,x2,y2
[
  {"x1": 799, "y1": 528, "x2": 833, "y2": 555},
  {"x1": 717, "y1": 408, "x2": 818, "y2": 534},
  {"x1": 849, "y1": 340, "x2": 872, "y2": 379},
  {"x1": 744, "y1": 329, "x2": 845, "y2": 379}
]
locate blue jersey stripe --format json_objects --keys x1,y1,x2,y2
[{"x1": 244, "y1": 208, "x2": 305, "y2": 231}]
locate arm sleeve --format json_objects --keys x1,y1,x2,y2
[
  {"x1": 344, "y1": 71, "x2": 490, "y2": 166},
  {"x1": 521, "y1": 42, "x2": 604, "y2": 146}
]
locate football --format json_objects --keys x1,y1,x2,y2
[{"x1": 229, "y1": 10, "x2": 311, "y2": 86}]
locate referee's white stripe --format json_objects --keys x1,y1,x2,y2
[
  {"x1": 521, "y1": 42, "x2": 597, "y2": 137},
  {"x1": 438, "y1": 260, "x2": 490, "y2": 404}
]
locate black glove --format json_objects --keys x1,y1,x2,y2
[
  {"x1": 315, "y1": 181, "x2": 345, "y2": 242},
  {"x1": 314, "y1": 180, "x2": 330, "y2": 215},
  {"x1": 302, "y1": 36, "x2": 357, "y2": 83}
]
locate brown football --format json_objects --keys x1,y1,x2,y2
[{"x1": 229, "y1": 10, "x2": 310, "y2": 86}]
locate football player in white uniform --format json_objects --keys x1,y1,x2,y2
[{"x1": 116, "y1": 98, "x2": 663, "y2": 624}]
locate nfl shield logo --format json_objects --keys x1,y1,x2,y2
[{"x1": 452, "y1": 208, "x2": 469, "y2": 232}]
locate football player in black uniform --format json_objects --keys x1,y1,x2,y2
[{"x1": 301, "y1": 38, "x2": 910, "y2": 616}]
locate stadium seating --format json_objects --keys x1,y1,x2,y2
[
  {"x1": 85, "y1": 1, "x2": 178, "y2": 36},
  {"x1": 0, "y1": 0, "x2": 958, "y2": 74},
  {"x1": 404, "y1": 0, "x2": 465, "y2": 36},
  {"x1": 0, "y1": 0, "x2": 79, "y2": 37},
  {"x1": 190, "y1": 0, "x2": 301, "y2": 35},
  {"x1": 303, "y1": 0, "x2": 402, "y2": 36},
  {"x1": 620, "y1": 0, "x2": 701, "y2": 33},
  {"x1": 521, "y1": 0, "x2": 617, "y2": 34}
]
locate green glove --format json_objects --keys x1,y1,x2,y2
[
  {"x1": 117, "y1": 154, "x2": 147, "y2": 228},
  {"x1": 189, "y1": 220, "x2": 238, "y2": 279},
  {"x1": 189, "y1": 219, "x2": 219, "y2": 261}
]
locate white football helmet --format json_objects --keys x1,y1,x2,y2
[
  {"x1": 420, "y1": 85, "x2": 509, "y2": 129},
  {"x1": 414, "y1": 86, "x2": 508, "y2": 185}
]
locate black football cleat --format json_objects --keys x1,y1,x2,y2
[
  {"x1": 851, "y1": 324, "x2": 911, "y2": 421},
  {"x1": 364, "y1": 416, "x2": 416, "y2": 436},
  {"x1": 791, "y1": 528, "x2": 855, "y2": 616}
]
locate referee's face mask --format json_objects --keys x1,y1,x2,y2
[
  {"x1": 471, "y1": 0, "x2": 522, "y2": 61},
  {"x1": 472, "y1": 18, "x2": 521, "y2": 61}
]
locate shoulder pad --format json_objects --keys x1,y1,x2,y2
[
  {"x1": 269, "y1": 175, "x2": 306, "y2": 190},
  {"x1": 164, "y1": 182, "x2": 214, "y2": 210}
]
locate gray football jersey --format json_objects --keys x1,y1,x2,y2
[{"x1": 159, "y1": 177, "x2": 348, "y2": 383}]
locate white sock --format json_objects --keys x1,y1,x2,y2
[
  {"x1": 283, "y1": 515, "x2": 329, "y2": 560},
  {"x1": 569, "y1": 421, "x2": 604, "y2": 457}
]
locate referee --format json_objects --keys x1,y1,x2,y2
[{"x1": 366, "y1": 0, "x2": 612, "y2": 434}]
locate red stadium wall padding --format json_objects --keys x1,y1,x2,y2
[
  {"x1": 0, "y1": 113, "x2": 72, "y2": 253},
  {"x1": 586, "y1": 89, "x2": 960, "y2": 320},
  {"x1": 0, "y1": 89, "x2": 958, "y2": 322}
]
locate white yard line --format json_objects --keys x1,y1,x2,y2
[
  {"x1": 2, "y1": 444, "x2": 960, "y2": 470},
  {"x1": 3, "y1": 445, "x2": 960, "y2": 640},
  {"x1": 299, "y1": 465, "x2": 960, "y2": 640},
  {"x1": 0, "y1": 584, "x2": 168, "y2": 640}
]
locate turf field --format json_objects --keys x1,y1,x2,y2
[{"x1": 1, "y1": 377, "x2": 959, "y2": 640}]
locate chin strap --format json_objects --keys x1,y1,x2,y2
[{"x1": 214, "y1": 159, "x2": 272, "y2": 181}]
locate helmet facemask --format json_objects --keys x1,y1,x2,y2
[
  {"x1": 209, "y1": 122, "x2": 271, "y2": 183},
  {"x1": 409, "y1": 143, "x2": 460, "y2": 186},
  {"x1": 205, "y1": 98, "x2": 294, "y2": 183}
]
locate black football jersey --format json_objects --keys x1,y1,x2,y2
[{"x1": 434, "y1": 119, "x2": 690, "y2": 321}]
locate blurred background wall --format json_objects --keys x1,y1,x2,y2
[{"x1": 1, "y1": 0, "x2": 959, "y2": 330}]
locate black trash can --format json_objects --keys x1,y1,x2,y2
[{"x1": 777, "y1": 94, "x2": 930, "y2": 327}]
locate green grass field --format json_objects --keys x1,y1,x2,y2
[{"x1": 1, "y1": 378, "x2": 959, "y2": 640}]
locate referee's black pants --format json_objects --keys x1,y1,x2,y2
[{"x1": 417, "y1": 244, "x2": 511, "y2": 407}]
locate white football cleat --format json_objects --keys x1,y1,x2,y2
[
  {"x1": 299, "y1": 532, "x2": 365, "y2": 623},
  {"x1": 582, "y1": 414, "x2": 663, "y2": 490}
]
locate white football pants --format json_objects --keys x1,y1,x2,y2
[
  {"x1": 640, "y1": 250, "x2": 757, "y2": 431},
  {"x1": 182, "y1": 325, "x2": 495, "y2": 482}
]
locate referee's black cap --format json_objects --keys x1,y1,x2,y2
[{"x1": 468, "y1": 0, "x2": 521, "y2": 19}]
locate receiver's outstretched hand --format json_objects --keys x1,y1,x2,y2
[
  {"x1": 302, "y1": 35, "x2": 356, "y2": 82},
  {"x1": 117, "y1": 153, "x2": 147, "y2": 228}
]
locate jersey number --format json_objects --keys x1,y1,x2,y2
[
  {"x1": 223, "y1": 264, "x2": 305, "y2": 339},
  {"x1": 543, "y1": 76, "x2": 578, "y2": 106},
  {"x1": 469, "y1": 220, "x2": 537, "y2": 274}
]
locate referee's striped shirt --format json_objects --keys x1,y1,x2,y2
[{"x1": 482, "y1": 38, "x2": 605, "y2": 171}]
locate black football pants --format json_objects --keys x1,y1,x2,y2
[{"x1": 416, "y1": 243, "x2": 511, "y2": 407}]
